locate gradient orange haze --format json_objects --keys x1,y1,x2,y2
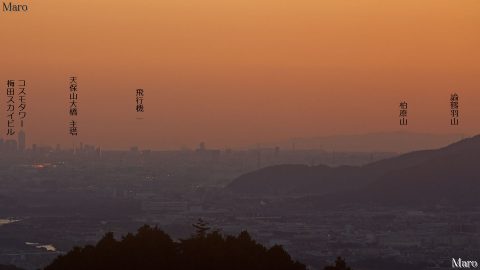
[{"x1": 1, "y1": 0, "x2": 479, "y2": 149}]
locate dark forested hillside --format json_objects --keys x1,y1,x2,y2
[{"x1": 44, "y1": 224, "x2": 306, "y2": 270}]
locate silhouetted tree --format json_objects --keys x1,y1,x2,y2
[
  {"x1": 44, "y1": 224, "x2": 306, "y2": 270},
  {"x1": 192, "y1": 218, "x2": 211, "y2": 237},
  {"x1": 324, "y1": 257, "x2": 351, "y2": 270}
]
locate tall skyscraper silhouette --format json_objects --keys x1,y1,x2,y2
[{"x1": 18, "y1": 130, "x2": 26, "y2": 152}]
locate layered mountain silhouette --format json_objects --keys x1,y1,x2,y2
[
  {"x1": 228, "y1": 135, "x2": 480, "y2": 206},
  {"x1": 258, "y1": 132, "x2": 463, "y2": 153}
]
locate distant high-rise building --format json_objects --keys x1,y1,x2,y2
[
  {"x1": 256, "y1": 150, "x2": 261, "y2": 169},
  {"x1": 198, "y1": 142, "x2": 206, "y2": 151},
  {"x1": 5, "y1": 139, "x2": 17, "y2": 152},
  {"x1": 18, "y1": 130, "x2": 26, "y2": 152}
]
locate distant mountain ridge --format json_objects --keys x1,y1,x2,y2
[
  {"x1": 228, "y1": 135, "x2": 480, "y2": 206},
  {"x1": 258, "y1": 132, "x2": 464, "y2": 153},
  {"x1": 227, "y1": 164, "x2": 362, "y2": 196}
]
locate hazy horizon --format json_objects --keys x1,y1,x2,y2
[
  {"x1": 0, "y1": 131, "x2": 470, "y2": 153},
  {"x1": 2, "y1": 0, "x2": 479, "y2": 149},
  {"x1": 2, "y1": 2, "x2": 480, "y2": 270}
]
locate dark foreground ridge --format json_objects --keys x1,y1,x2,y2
[
  {"x1": 44, "y1": 224, "x2": 308, "y2": 270},
  {"x1": 228, "y1": 135, "x2": 480, "y2": 206}
]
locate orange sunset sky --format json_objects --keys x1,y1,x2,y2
[{"x1": 1, "y1": 0, "x2": 479, "y2": 150}]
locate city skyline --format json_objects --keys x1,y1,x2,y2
[
  {"x1": 0, "y1": 129, "x2": 468, "y2": 153},
  {"x1": 1, "y1": 1, "x2": 479, "y2": 269}
]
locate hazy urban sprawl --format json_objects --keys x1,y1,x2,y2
[{"x1": 0, "y1": 131, "x2": 477, "y2": 269}]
